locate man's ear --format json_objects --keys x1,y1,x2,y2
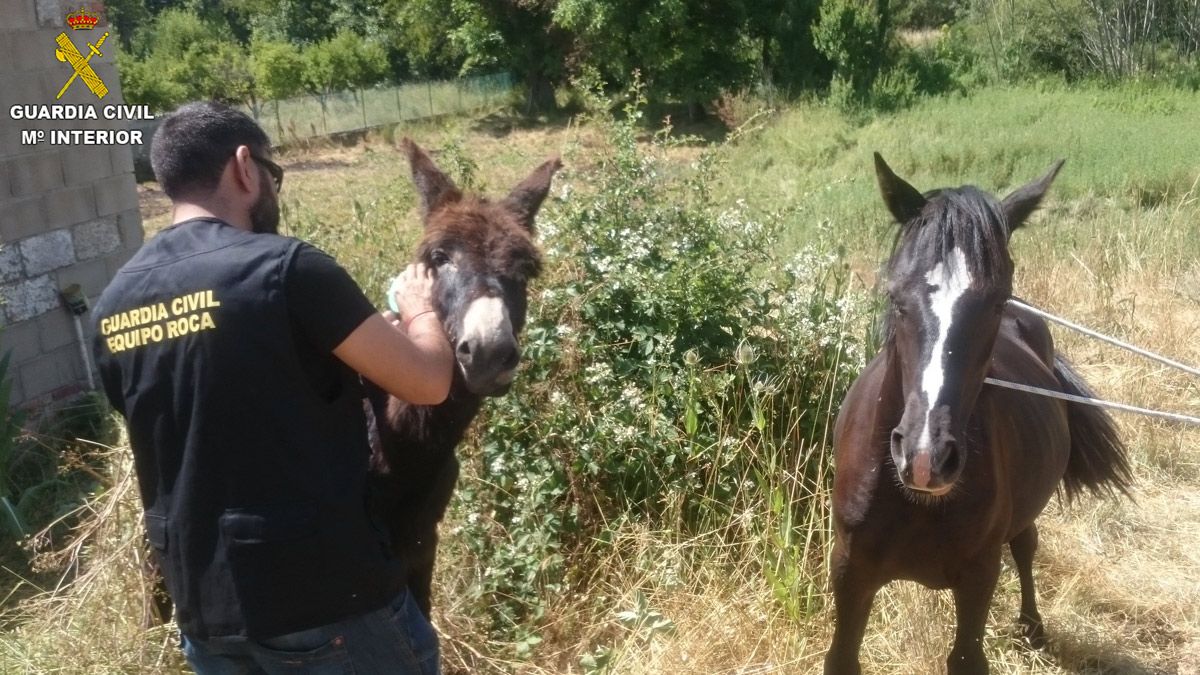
[
  {"x1": 401, "y1": 138, "x2": 462, "y2": 221},
  {"x1": 502, "y1": 157, "x2": 562, "y2": 231}
]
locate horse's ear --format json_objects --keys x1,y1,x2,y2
[
  {"x1": 401, "y1": 138, "x2": 462, "y2": 221},
  {"x1": 1001, "y1": 159, "x2": 1065, "y2": 233},
  {"x1": 874, "y1": 152, "x2": 926, "y2": 224},
  {"x1": 502, "y1": 156, "x2": 562, "y2": 231}
]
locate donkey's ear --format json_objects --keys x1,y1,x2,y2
[
  {"x1": 1001, "y1": 159, "x2": 1064, "y2": 232},
  {"x1": 502, "y1": 156, "x2": 562, "y2": 231},
  {"x1": 401, "y1": 138, "x2": 462, "y2": 221},
  {"x1": 874, "y1": 152, "x2": 927, "y2": 224}
]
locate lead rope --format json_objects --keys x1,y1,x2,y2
[{"x1": 983, "y1": 299, "x2": 1200, "y2": 427}]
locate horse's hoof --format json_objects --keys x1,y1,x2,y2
[{"x1": 1018, "y1": 615, "x2": 1048, "y2": 650}]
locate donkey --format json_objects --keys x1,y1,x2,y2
[{"x1": 366, "y1": 139, "x2": 561, "y2": 619}]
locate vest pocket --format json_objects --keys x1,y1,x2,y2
[
  {"x1": 144, "y1": 513, "x2": 168, "y2": 551},
  {"x1": 219, "y1": 502, "x2": 325, "y2": 636}
]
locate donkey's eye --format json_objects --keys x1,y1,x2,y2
[{"x1": 430, "y1": 249, "x2": 450, "y2": 267}]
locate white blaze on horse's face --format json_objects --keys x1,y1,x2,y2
[{"x1": 917, "y1": 247, "x2": 973, "y2": 453}]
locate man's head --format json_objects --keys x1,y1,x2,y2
[{"x1": 150, "y1": 101, "x2": 282, "y2": 234}]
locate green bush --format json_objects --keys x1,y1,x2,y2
[
  {"x1": 450, "y1": 83, "x2": 868, "y2": 651},
  {"x1": 814, "y1": 0, "x2": 891, "y2": 100}
]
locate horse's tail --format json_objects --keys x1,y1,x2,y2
[{"x1": 1053, "y1": 354, "x2": 1133, "y2": 501}]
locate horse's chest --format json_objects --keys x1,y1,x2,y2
[{"x1": 847, "y1": 493, "x2": 1007, "y2": 588}]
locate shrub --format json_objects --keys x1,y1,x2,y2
[{"x1": 449, "y1": 83, "x2": 868, "y2": 652}]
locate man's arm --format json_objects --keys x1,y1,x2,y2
[
  {"x1": 288, "y1": 247, "x2": 453, "y2": 405},
  {"x1": 334, "y1": 309, "x2": 453, "y2": 405}
]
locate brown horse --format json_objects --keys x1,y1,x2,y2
[
  {"x1": 825, "y1": 154, "x2": 1132, "y2": 674},
  {"x1": 366, "y1": 140, "x2": 560, "y2": 618}
]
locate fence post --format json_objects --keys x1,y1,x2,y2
[
  {"x1": 427, "y1": 81, "x2": 434, "y2": 117},
  {"x1": 361, "y1": 89, "x2": 367, "y2": 129},
  {"x1": 395, "y1": 85, "x2": 402, "y2": 123}
]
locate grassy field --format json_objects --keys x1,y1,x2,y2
[{"x1": 3, "y1": 82, "x2": 1198, "y2": 674}]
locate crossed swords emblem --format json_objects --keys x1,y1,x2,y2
[{"x1": 54, "y1": 31, "x2": 110, "y2": 100}]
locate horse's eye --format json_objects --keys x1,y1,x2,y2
[{"x1": 430, "y1": 249, "x2": 450, "y2": 267}]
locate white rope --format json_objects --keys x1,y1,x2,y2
[
  {"x1": 983, "y1": 377, "x2": 1200, "y2": 427},
  {"x1": 1007, "y1": 298, "x2": 1200, "y2": 378},
  {"x1": 982, "y1": 299, "x2": 1200, "y2": 426}
]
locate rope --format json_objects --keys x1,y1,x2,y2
[
  {"x1": 983, "y1": 377, "x2": 1200, "y2": 427},
  {"x1": 1008, "y1": 298, "x2": 1200, "y2": 378},
  {"x1": 984, "y1": 299, "x2": 1200, "y2": 426}
]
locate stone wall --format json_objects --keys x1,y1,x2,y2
[{"x1": 0, "y1": 0, "x2": 144, "y2": 408}]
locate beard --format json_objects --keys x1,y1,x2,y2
[{"x1": 249, "y1": 184, "x2": 280, "y2": 234}]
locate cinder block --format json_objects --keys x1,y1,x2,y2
[
  {"x1": 36, "y1": 0, "x2": 64, "y2": 28},
  {"x1": 0, "y1": 73, "x2": 42, "y2": 119},
  {"x1": 110, "y1": 144, "x2": 134, "y2": 174},
  {"x1": 42, "y1": 184, "x2": 96, "y2": 230},
  {"x1": 104, "y1": 246, "x2": 136, "y2": 277},
  {"x1": 54, "y1": 256, "x2": 110, "y2": 299},
  {"x1": 8, "y1": 30, "x2": 49, "y2": 72},
  {"x1": 72, "y1": 215, "x2": 120, "y2": 259},
  {"x1": 0, "y1": 158, "x2": 11, "y2": 201},
  {"x1": 7, "y1": 369, "x2": 25, "y2": 409},
  {"x1": 20, "y1": 347, "x2": 84, "y2": 405},
  {"x1": 9, "y1": 150, "x2": 66, "y2": 197},
  {"x1": 10, "y1": 1, "x2": 38, "y2": 30},
  {"x1": 0, "y1": 317, "x2": 43, "y2": 364},
  {"x1": 0, "y1": 243, "x2": 23, "y2": 282},
  {"x1": 63, "y1": 145, "x2": 113, "y2": 186},
  {"x1": 0, "y1": 195, "x2": 47, "y2": 242},
  {"x1": 92, "y1": 173, "x2": 137, "y2": 217},
  {"x1": 116, "y1": 208, "x2": 143, "y2": 248},
  {"x1": 5, "y1": 274, "x2": 61, "y2": 322},
  {"x1": 19, "y1": 228, "x2": 75, "y2": 275},
  {"x1": 36, "y1": 306, "x2": 76, "y2": 353}
]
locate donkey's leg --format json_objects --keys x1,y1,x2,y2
[
  {"x1": 1009, "y1": 524, "x2": 1047, "y2": 648},
  {"x1": 947, "y1": 551, "x2": 1001, "y2": 675},
  {"x1": 407, "y1": 528, "x2": 439, "y2": 620},
  {"x1": 824, "y1": 545, "x2": 882, "y2": 675}
]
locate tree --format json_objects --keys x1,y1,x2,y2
[
  {"x1": 813, "y1": 0, "x2": 893, "y2": 99},
  {"x1": 119, "y1": 8, "x2": 255, "y2": 110},
  {"x1": 555, "y1": 0, "x2": 757, "y2": 113},
  {"x1": 450, "y1": 0, "x2": 571, "y2": 112}
]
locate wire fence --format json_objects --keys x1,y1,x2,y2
[
  {"x1": 241, "y1": 72, "x2": 515, "y2": 143},
  {"x1": 131, "y1": 72, "x2": 514, "y2": 179}
]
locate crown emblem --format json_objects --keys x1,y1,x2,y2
[{"x1": 66, "y1": 7, "x2": 100, "y2": 30}]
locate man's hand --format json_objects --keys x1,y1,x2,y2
[
  {"x1": 333, "y1": 265, "x2": 455, "y2": 405},
  {"x1": 391, "y1": 263, "x2": 438, "y2": 326}
]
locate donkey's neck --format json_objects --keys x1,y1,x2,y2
[{"x1": 370, "y1": 380, "x2": 485, "y2": 474}]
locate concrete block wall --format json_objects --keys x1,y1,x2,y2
[{"x1": 0, "y1": 0, "x2": 144, "y2": 408}]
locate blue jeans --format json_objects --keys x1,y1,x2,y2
[{"x1": 182, "y1": 588, "x2": 439, "y2": 675}]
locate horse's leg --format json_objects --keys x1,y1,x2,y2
[
  {"x1": 1009, "y1": 524, "x2": 1047, "y2": 649},
  {"x1": 947, "y1": 552, "x2": 1001, "y2": 675},
  {"x1": 824, "y1": 545, "x2": 882, "y2": 675}
]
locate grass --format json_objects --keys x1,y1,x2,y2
[{"x1": 3, "y1": 81, "x2": 1198, "y2": 673}]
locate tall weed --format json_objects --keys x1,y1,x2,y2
[{"x1": 447, "y1": 83, "x2": 870, "y2": 655}]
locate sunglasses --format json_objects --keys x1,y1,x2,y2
[{"x1": 251, "y1": 154, "x2": 284, "y2": 192}]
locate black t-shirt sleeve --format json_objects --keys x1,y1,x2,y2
[{"x1": 285, "y1": 243, "x2": 378, "y2": 353}]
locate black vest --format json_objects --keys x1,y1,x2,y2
[{"x1": 92, "y1": 219, "x2": 402, "y2": 639}]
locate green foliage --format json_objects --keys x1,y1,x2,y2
[
  {"x1": 251, "y1": 39, "x2": 307, "y2": 101},
  {"x1": 893, "y1": 0, "x2": 967, "y2": 28},
  {"x1": 0, "y1": 351, "x2": 28, "y2": 537},
  {"x1": 814, "y1": 0, "x2": 893, "y2": 101},
  {"x1": 119, "y1": 9, "x2": 254, "y2": 110},
  {"x1": 554, "y1": 0, "x2": 757, "y2": 106},
  {"x1": 303, "y1": 29, "x2": 389, "y2": 95},
  {"x1": 451, "y1": 83, "x2": 866, "y2": 650}
]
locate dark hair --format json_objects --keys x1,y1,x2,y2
[{"x1": 150, "y1": 101, "x2": 271, "y2": 199}]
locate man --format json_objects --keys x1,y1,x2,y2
[{"x1": 92, "y1": 101, "x2": 452, "y2": 674}]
